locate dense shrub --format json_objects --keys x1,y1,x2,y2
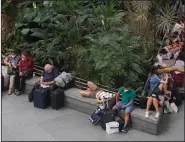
[{"x1": 4, "y1": 0, "x2": 165, "y2": 93}]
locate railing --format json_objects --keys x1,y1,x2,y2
[{"x1": 33, "y1": 65, "x2": 140, "y2": 105}]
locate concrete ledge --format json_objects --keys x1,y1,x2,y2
[{"x1": 24, "y1": 77, "x2": 164, "y2": 135}]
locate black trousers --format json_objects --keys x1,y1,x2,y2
[{"x1": 16, "y1": 72, "x2": 33, "y2": 92}]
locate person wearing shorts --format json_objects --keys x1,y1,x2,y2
[
  {"x1": 112, "y1": 82, "x2": 136, "y2": 133},
  {"x1": 80, "y1": 81, "x2": 101, "y2": 98}
]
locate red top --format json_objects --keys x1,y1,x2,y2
[{"x1": 18, "y1": 57, "x2": 34, "y2": 73}]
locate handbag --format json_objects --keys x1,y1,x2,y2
[
  {"x1": 7, "y1": 66, "x2": 17, "y2": 75},
  {"x1": 22, "y1": 70, "x2": 29, "y2": 77}
]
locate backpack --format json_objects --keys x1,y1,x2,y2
[
  {"x1": 54, "y1": 71, "x2": 73, "y2": 88},
  {"x1": 89, "y1": 104, "x2": 105, "y2": 125}
]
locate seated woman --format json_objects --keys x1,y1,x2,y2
[
  {"x1": 15, "y1": 52, "x2": 34, "y2": 96},
  {"x1": 28, "y1": 64, "x2": 59, "y2": 102},
  {"x1": 79, "y1": 81, "x2": 115, "y2": 104},
  {"x1": 145, "y1": 69, "x2": 171, "y2": 118},
  {"x1": 3, "y1": 49, "x2": 21, "y2": 95}
]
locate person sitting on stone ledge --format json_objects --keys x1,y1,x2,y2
[
  {"x1": 3, "y1": 49, "x2": 21, "y2": 95},
  {"x1": 14, "y1": 51, "x2": 34, "y2": 96},
  {"x1": 79, "y1": 81, "x2": 115, "y2": 104},
  {"x1": 28, "y1": 64, "x2": 59, "y2": 102},
  {"x1": 112, "y1": 82, "x2": 136, "y2": 133},
  {"x1": 145, "y1": 69, "x2": 171, "y2": 118}
]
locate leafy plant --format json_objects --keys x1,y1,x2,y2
[
  {"x1": 4, "y1": 0, "x2": 157, "y2": 94},
  {"x1": 156, "y1": 4, "x2": 178, "y2": 37}
]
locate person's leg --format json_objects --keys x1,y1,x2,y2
[
  {"x1": 4, "y1": 73, "x2": 10, "y2": 90},
  {"x1": 163, "y1": 67, "x2": 184, "y2": 73},
  {"x1": 8, "y1": 75, "x2": 15, "y2": 95},
  {"x1": 87, "y1": 81, "x2": 97, "y2": 91},
  {"x1": 122, "y1": 104, "x2": 134, "y2": 133},
  {"x1": 80, "y1": 90, "x2": 91, "y2": 97},
  {"x1": 153, "y1": 98, "x2": 160, "y2": 118},
  {"x1": 112, "y1": 101, "x2": 123, "y2": 111},
  {"x1": 145, "y1": 96, "x2": 153, "y2": 118},
  {"x1": 18, "y1": 72, "x2": 33, "y2": 95},
  {"x1": 18, "y1": 76, "x2": 26, "y2": 95}
]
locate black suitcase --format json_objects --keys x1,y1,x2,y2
[
  {"x1": 100, "y1": 109, "x2": 115, "y2": 130},
  {"x1": 51, "y1": 89, "x2": 65, "y2": 110},
  {"x1": 33, "y1": 88, "x2": 50, "y2": 109}
]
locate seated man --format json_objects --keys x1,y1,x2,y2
[
  {"x1": 145, "y1": 69, "x2": 171, "y2": 118},
  {"x1": 28, "y1": 64, "x2": 59, "y2": 102},
  {"x1": 112, "y1": 82, "x2": 136, "y2": 133},
  {"x1": 79, "y1": 81, "x2": 115, "y2": 104}
]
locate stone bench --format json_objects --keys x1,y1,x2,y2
[{"x1": 24, "y1": 76, "x2": 165, "y2": 135}]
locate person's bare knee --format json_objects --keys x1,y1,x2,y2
[{"x1": 87, "y1": 81, "x2": 97, "y2": 91}]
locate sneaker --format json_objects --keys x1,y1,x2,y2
[
  {"x1": 16, "y1": 91, "x2": 23, "y2": 96},
  {"x1": 145, "y1": 111, "x2": 149, "y2": 118},
  {"x1": 122, "y1": 127, "x2": 128, "y2": 133},
  {"x1": 155, "y1": 112, "x2": 160, "y2": 118},
  {"x1": 13, "y1": 90, "x2": 19, "y2": 95}
]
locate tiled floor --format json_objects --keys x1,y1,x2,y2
[{"x1": 2, "y1": 91, "x2": 184, "y2": 141}]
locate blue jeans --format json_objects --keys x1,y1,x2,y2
[{"x1": 114, "y1": 101, "x2": 134, "y2": 113}]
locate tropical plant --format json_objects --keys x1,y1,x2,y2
[
  {"x1": 4, "y1": 0, "x2": 157, "y2": 94},
  {"x1": 156, "y1": 4, "x2": 178, "y2": 38}
]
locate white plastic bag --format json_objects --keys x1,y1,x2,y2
[
  {"x1": 170, "y1": 103, "x2": 178, "y2": 113},
  {"x1": 164, "y1": 101, "x2": 172, "y2": 113},
  {"x1": 106, "y1": 121, "x2": 119, "y2": 135},
  {"x1": 174, "y1": 60, "x2": 184, "y2": 74}
]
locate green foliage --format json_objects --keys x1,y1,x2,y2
[
  {"x1": 6, "y1": 0, "x2": 158, "y2": 93},
  {"x1": 156, "y1": 4, "x2": 178, "y2": 37}
]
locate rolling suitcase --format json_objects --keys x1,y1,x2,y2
[
  {"x1": 33, "y1": 88, "x2": 50, "y2": 109},
  {"x1": 100, "y1": 109, "x2": 115, "y2": 130},
  {"x1": 100, "y1": 98, "x2": 115, "y2": 130},
  {"x1": 51, "y1": 89, "x2": 65, "y2": 110}
]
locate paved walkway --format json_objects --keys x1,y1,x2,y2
[{"x1": 2, "y1": 91, "x2": 184, "y2": 141}]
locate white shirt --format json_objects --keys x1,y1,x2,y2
[
  {"x1": 157, "y1": 54, "x2": 164, "y2": 66},
  {"x1": 172, "y1": 23, "x2": 183, "y2": 35},
  {"x1": 96, "y1": 91, "x2": 113, "y2": 100}
]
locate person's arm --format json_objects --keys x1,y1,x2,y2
[
  {"x1": 18, "y1": 60, "x2": 23, "y2": 76},
  {"x1": 122, "y1": 91, "x2": 136, "y2": 108},
  {"x1": 40, "y1": 76, "x2": 44, "y2": 84},
  {"x1": 45, "y1": 81, "x2": 55, "y2": 85},
  {"x1": 123, "y1": 100, "x2": 133, "y2": 108},
  {"x1": 4, "y1": 57, "x2": 10, "y2": 66},
  {"x1": 115, "y1": 93, "x2": 120, "y2": 103}
]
